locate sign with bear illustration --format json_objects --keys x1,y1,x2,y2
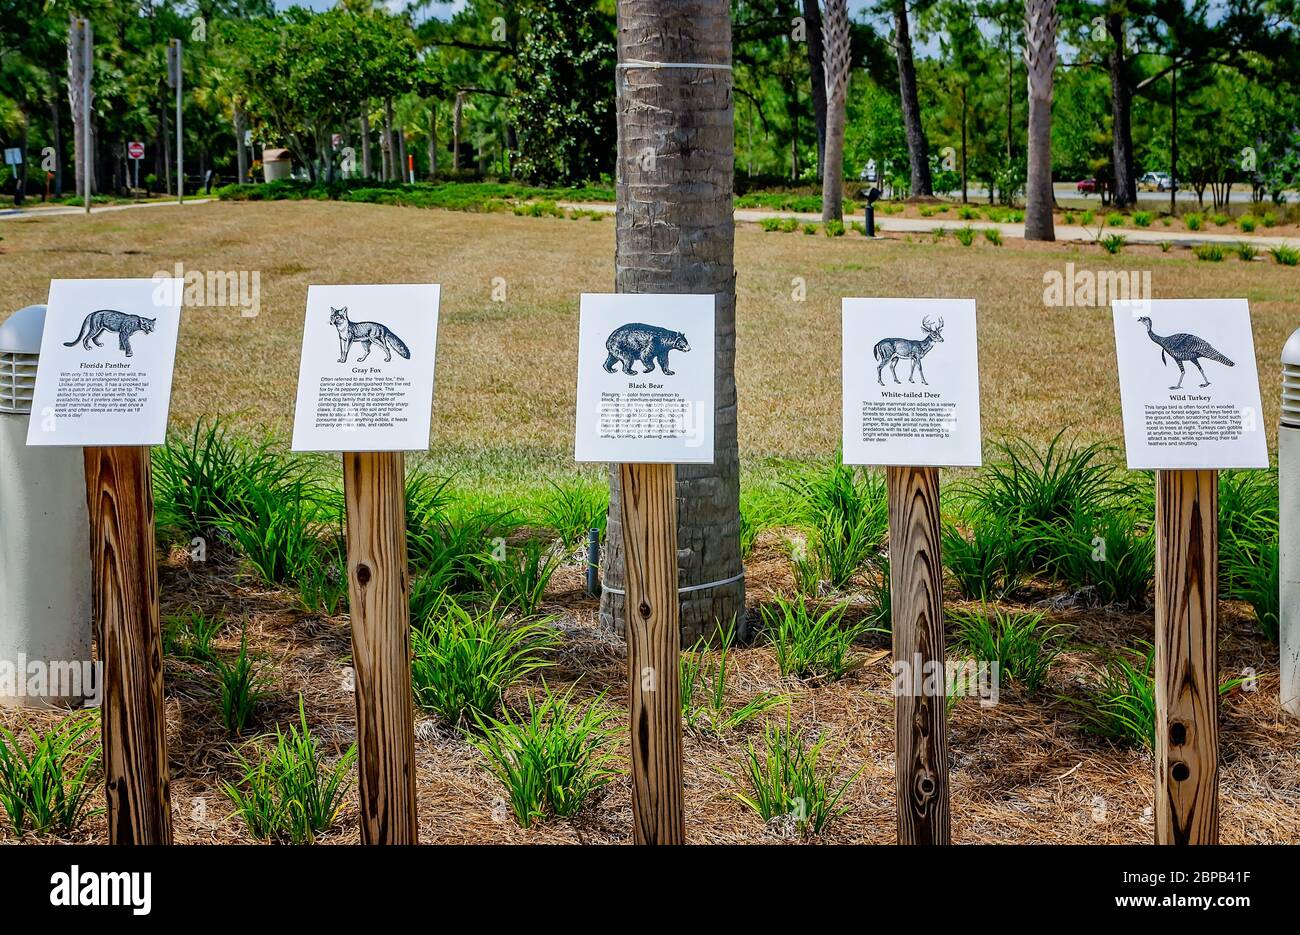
[
  {"x1": 1111, "y1": 298, "x2": 1267, "y2": 469},
  {"x1": 573, "y1": 292, "x2": 715, "y2": 463},
  {"x1": 841, "y1": 297, "x2": 982, "y2": 467},
  {"x1": 26, "y1": 277, "x2": 184, "y2": 447},
  {"x1": 291, "y1": 283, "x2": 440, "y2": 452}
]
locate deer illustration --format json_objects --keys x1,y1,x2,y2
[
  {"x1": 874, "y1": 316, "x2": 945, "y2": 386},
  {"x1": 1137, "y1": 316, "x2": 1234, "y2": 389}
]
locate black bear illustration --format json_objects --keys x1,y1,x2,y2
[{"x1": 603, "y1": 322, "x2": 690, "y2": 376}]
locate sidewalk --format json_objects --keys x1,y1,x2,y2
[{"x1": 0, "y1": 198, "x2": 212, "y2": 221}]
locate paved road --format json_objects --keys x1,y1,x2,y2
[{"x1": 0, "y1": 198, "x2": 211, "y2": 221}]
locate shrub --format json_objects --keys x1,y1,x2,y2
[
  {"x1": 1235, "y1": 241, "x2": 1258, "y2": 261},
  {"x1": 958, "y1": 205, "x2": 978, "y2": 220},
  {"x1": 1132, "y1": 211, "x2": 1153, "y2": 227},
  {"x1": 949, "y1": 606, "x2": 1066, "y2": 693},
  {"x1": 1184, "y1": 212, "x2": 1203, "y2": 230},
  {"x1": 472, "y1": 538, "x2": 564, "y2": 617},
  {"x1": 1262, "y1": 211, "x2": 1278, "y2": 228},
  {"x1": 760, "y1": 217, "x2": 782, "y2": 232},
  {"x1": 224, "y1": 697, "x2": 355, "y2": 844},
  {"x1": 211, "y1": 627, "x2": 270, "y2": 736},
  {"x1": 469, "y1": 686, "x2": 619, "y2": 828},
  {"x1": 1212, "y1": 212, "x2": 1230, "y2": 227},
  {"x1": 216, "y1": 476, "x2": 334, "y2": 586},
  {"x1": 779, "y1": 217, "x2": 799, "y2": 233},
  {"x1": 1238, "y1": 215, "x2": 1257, "y2": 233},
  {"x1": 850, "y1": 221, "x2": 867, "y2": 235},
  {"x1": 802, "y1": 223, "x2": 819, "y2": 235},
  {"x1": 1063, "y1": 211, "x2": 1076, "y2": 224},
  {"x1": 410, "y1": 600, "x2": 557, "y2": 727},
  {"x1": 539, "y1": 479, "x2": 607, "y2": 548},
  {"x1": 941, "y1": 520, "x2": 1033, "y2": 600},
  {"x1": 1193, "y1": 243, "x2": 1225, "y2": 262},
  {"x1": 1222, "y1": 524, "x2": 1279, "y2": 641},
  {"x1": 1081, "y1": 209, "x2": 1095, "y2": 225},
  {"x1": 762, "y1": 597, "x2": 870, "y2": 682},
  {"x1": 930, "y1": 226, "x2": 946, "y2": 242},
  {"x1": 1071, "y1": 646, "x2": 1156, "y2": 750},
  {"x1": 681, "y1": 625, "x2": 785, "y2": 735},
  {"x1": 1040, "y1": 508, "x2": 1155, "y2": 607},
  {"x1": 1158, "y1": 240, "x2": 1173, "y2": 253},
  {"x1": 954, "y1": 226, "x2": 976, "y2": 246},
  {"x1": 983, "y1": 227, "x2": 1003, "y2": 246},
  {"x1": 0, "y1": 712, "x2": 101, "y2": 836},
  {"x1": 1269, "y1": 245, "x2": 1299, "y2": 266},
  {"x1": 1100, "y1": 233, "x2": 1126, "y2": 255},
  {"x1": 163, "y1": 609, "x2": 224, "y2": 661},
  {"x1": 1106, "y1": 211, "x2": 1124, "y2": 227},
  {"x1": 824, "y1": 219, "x2": 845, "y2": 237},
  {"x1": 407, "y1": 506, "x2": 518, "y2": 594},
  {"x1": 730, "y1": 715, "x2": 860, "y2": 837}
]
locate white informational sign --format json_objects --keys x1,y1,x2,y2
[
  {"x1": 3, "y1": 148, "x2": 21, "y2": 165},
  {"x1": 1111, "y1": 298, "x2": 1268, "y2": 469},
  {"x1": 841, "y1": 297, "x2": 982, "y2": 467},
  {"x1": 574, "y1": 293, "x2": 714, "y2": 464},
  {"x1": 26, "y1": 278, "x2": 183, "y2": 447},
  {"x1": 291, "y1": 283, "x2": 440, "y2": 453}
]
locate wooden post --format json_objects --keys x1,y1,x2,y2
[
  {"x1": 1154, "y1": 468, "x2": 1219, "y2": 845},
  {"x1": 887, "y1": 465, "x2": 950, "y2": 845},
  {"x1": 619, "y1": 462, "x2": 684, "y2": 845},
  {"x1": 342, "y1": 451, "x2": 417, "y2": 845},
  {"x1": 84, "y1": 446, "x2": 172, "y2": 844}
]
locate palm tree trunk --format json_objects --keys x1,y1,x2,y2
[
  {"x1": 1023, "y1": 0, "x2": 1057, "y2": 241},
  {"x1": 801, "y1": 0, "x2": 827, "y2": 179},
  {"x1": 66, "y1": 15, "x2": 86, "y2": 200},
  {"x1": 604, "y1": 0, "x2": 743, "y2": 644},
  {"x1": 820, "y1": 0, "x2": 851, "y2": 222},
  {"x1": 893, "y1": 0, "x2": 932, "y2": 197},
  {"x1": 1107, "y1": 13, "x2": 1136, "y2": 208},
  {"x1": 360, "y1": 111, "x2": 373, "y2": 178}
]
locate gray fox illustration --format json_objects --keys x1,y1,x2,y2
[
  {"x1": 330, "y1": 306, "x2": 411, "y2": 363},
  {"x1": 603, "y1": 322, "x2": 690, "y2": 376},
  {"x1": 63, "y1": 309, "x2": 156, "y2": 358},
  {"x1": 874, "y1": 315, "x2": 944, "y2": 385}
]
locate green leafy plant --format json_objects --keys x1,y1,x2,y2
[
  {"x1": 802, "y1": 222, "x2": 819, "y2": 235},
  {"x1": 411, "y1": 600, "x2": 557, "y2": 727},
  {"x1": 762, "y1": 597, "x2": 870, "y2": 682},
  {"x1": 1040, "y1": 508, "x2": 1155, "y2": 606},
  {"x1": 1235, "y1": 241, "x2": 1258, "y2": 261},
  {"x1": 680, "y1": 625, "x2": 785, "y2": 735},
  {"x1": 407, "y1": 507, "x2": 517, "y2": 594},
  {"x1": 949, "y1": 606, "x2": 1066, "y2": 693},
  {"x1": 779, "y1": 217, "x2": 799, "y2": 233},
  {"x1": 957, "y1": 204, "x2": 978, "y2": 220},
  {"x1": 1081, "y1": 209, "x2": 1095, "y2": 225},
  {"x1": 1100, "y1": 233, "x2": 1126, "y2": 254},
  {"x1": 930, "y1": 226, "x2": 946, "y2": 242},
  {"x1": 1238, "y1": 215, "x2": 1256, "y2": 233},
  {"x1": 224, "y1": 696, "x2": 356, "y2": 844},
  {"x1": 472, "y1": 538, "x2": 564, "y2": 617},
  {"x1": 1159, "y1": 240, "x2": 1173, "y2": 252},
  {"x1": 1133, "y1": 211, "x2": 1153, "y2": 227},
  {"x1": 211, "y1": 627, "x2": 271, "y2": 736},
  {"x1": 1222, "y1": 518, "x2": 1280, "y2": 642},
  {"x1": 1193, "y1": 243, "x2": 1225, "y2": 262},
  {"x1": 0, "y1": 712, "x2": 101, "y2": 836},
  {"x1": 469, "y1": 686, "x2": 619, "y2": 827},
  {"x1": 539, "y1": 479, "x2": 607, "y2": 547},
  {"x1": 162, "y1": 609, "x2": 224, "y2": 661},
  {"x1": 1262, "y1": 211, "x2": 1278, "y2": 228},
  {"x1": 983, "y1": 227, "x2": 1003, "y2": 246},
  {"x1": 824, "y1": 219, "x2": 845, "y2": 237},
  {"x1": 730, "y1": 714, "x2": 860, "y2": 837},
  {"x1": 941, "y1": 519, "x2": 1033, "y2": 600},
  {"x1": 216, "y1": 477, "x2": 334, "y2": 585},
  {"x1": 1063, "y1": 211, "x2": 1076, "y2": 224},
  {"x1": 1270, "y1": 245, "x2": 1299, "y2": 266},
  {"x1": 1106, "y1": 211, "x2": 1124, "y2": 227},
  {"x1": 1212, "y1": 212, "x2": 1230, "y2": 227},
  {"x1": 954, "y1": 225, "x2": 976, "y2": 246},
  {"x1": 1071, "y1": 645, "x2": 1156, "y2": 750},
  {"x1": 760, "y1": 217, "x2": 782, "y2": 232},
  {"x1": 1184, "y1": 212, "x2": 1203, "y2": 231}
]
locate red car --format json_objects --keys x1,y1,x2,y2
[{"x1": 1076, "y1": 178, "x2": 1098, "y2": 194}]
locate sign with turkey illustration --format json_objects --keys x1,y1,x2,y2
[
  {"x1": 841, "y1": 297, "x2": 983, "y2": 467},
  {"x1": 1111, "y1": 298, "x2": 1268, "y2": 469},
  {"x1": 26, "y1": 277, "x2": 184, "y2": 447},
  {"x1": 291, "y1": 283, "x2": 441, "y2": 452},
  {"x1": 573, "y1": 292, "x2": 715, "y2": 464}
]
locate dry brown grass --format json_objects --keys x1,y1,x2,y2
[{"x1": 2, "y1": 200, "x2": 1295, "y2": 470}]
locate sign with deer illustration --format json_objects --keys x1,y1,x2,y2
[
  {"x1": 291, "y1": 283, "x2": 441, "y2": 452},
  {"x1": 574, "y1": 293, "x2": 714, "y2": 464},
  {"x1": 841, "y1": 298, "x2": 982, "y2": 466},
  {"x1": 1111, "y1": 298, "x2": 1267, "y2": 469},
  {"x1": 27, "y1": 278, "x2": 184, "y2": 447}
]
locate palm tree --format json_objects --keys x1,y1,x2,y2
[
  {"x1": 821, "y1": 0, "x2": 851, "y2": 223},
  {"x1": 604, "y1": 0, "x2": 744, "y2": 646},
  {"x1": 1023, "y1": 0, "x2": 1058, "y2": 240},
  {"x1": 892, "y1": 0, "x2": 932, "y2": 197}
]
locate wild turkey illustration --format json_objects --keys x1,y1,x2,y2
[{"x1": 1137, "y1": 316, "x2": 1234, "y2": 389}]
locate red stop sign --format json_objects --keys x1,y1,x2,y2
[{"x1": 127, "y1": 141, "x2": 145, "y2": 160}]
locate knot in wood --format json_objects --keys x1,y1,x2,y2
[{"x1": 356, "y1": 563, "x2": 372, "y2": 585}]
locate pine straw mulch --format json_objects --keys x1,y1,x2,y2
[{"x1": 2, "y1": 529, "x2": 1298, "y2": 846}]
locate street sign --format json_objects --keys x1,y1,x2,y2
[
  {"x1": 4, "y1": 148, "x2": 22, "y2": 165},
  {"x1": 127, "y1": 141, "x2": 144, "y2": 160}
]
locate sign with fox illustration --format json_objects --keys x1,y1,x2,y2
[
  {"x1": 26, "y1": 277, "x2": 184, "y2": 446},
  {"x1": 842, "y1": 298, "x2": 982, "y2": 467},
  {"x1": 574, "y1": 293, "x2": 714, "y2": 463},
  {"x1": 1111, "y1": 298, "x2": 1267, "y2": 469},
  {"x1": 291, "y1": 284, "x2": 441, "y2": 452}
]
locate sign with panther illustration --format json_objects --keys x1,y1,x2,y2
[
  {"x1": 842, "y1": 297, "x2": 983, "y2": 467},
  {"x1": 291, "y1": 283, "x2": 441, "y2": 452},
  {"x1": 26, "y1": 277, "x2": 184, "y2": 447},
  {"x1": 1111, "y1": 298, "x2": 1268, "y2": 469},
  {"x1": 573, "y1": 293, "x2": 715, "y2": 463}
]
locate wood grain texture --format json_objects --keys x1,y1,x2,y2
[
  {"x1": 619, "y1": 462, "x2": 685, "y2": 844},
  {"x1": 84, "y1": 446, "x2": 172, "y2": 845},
  {"x1": 887, "y1": 465, "x2": 950, "y2": 845},
  {"x1": 1154, "y1": 469, "x2": 1219, "y2": 845},
  {"x1": 343, "y1": 451, "x2": 418, "y2": 845}
]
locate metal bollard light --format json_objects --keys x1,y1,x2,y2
[
  {"x1": 1281, "y1": 328, "x2": 1300, "y2": 717},
  {"x1": 0, "y1": 305, "x2": 94, "y2": 708}
]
